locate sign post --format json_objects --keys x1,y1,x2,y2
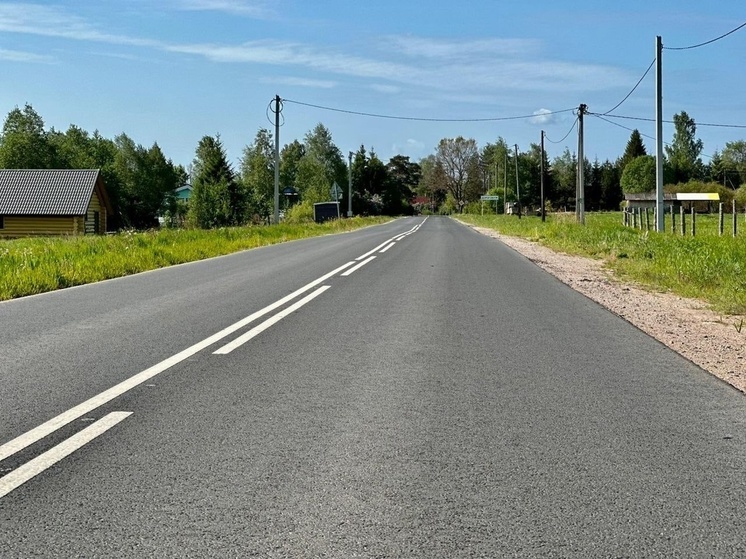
[{"x1": 480, "y1": 195, "x2": 500, "y2": 215}]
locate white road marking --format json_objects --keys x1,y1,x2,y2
[
  {"x1": 214, "y1": 285, "x2": 331, "y2": 354},
  {"x1": 0, "y1": 221, "x2": 429, "y2": 465},
  {"x1": 0, "y1": 261, "x2": 355, "y2": 463},
  {"x1": 356, "y1": 217, "x2": 427, "y2": 259},
  {"x1": 341, "y1": 256, "x2": 376, "y2": 277},
  {"x1": 0, "y1": 412, "x2": 132, "y2": 500},
  {"x1": 379, "y1": 242, "x2": 396, "y2": 253},
  {"x1": 356, "y1": 241, "x2": 391, "y2": 261}
]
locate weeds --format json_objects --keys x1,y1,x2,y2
[
  {"x1": 458, "y1": 212, "x2": 746, "y2": 315},
  {"x1": 0, "y1": 217, "x2": 390, "y2": 301}
]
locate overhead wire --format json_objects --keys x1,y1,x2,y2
[
  {"x1": 544, "y1": 117, "x2": 578, "y2": 144},
  {"x1": 664, "y1": 21, "x2": 746, "y2": 50},
  {"x1": 590, "y1": 113, "x2": 721, "y2": 160},
  {"x1": 281, "y1": 98, "x2": 576, "y2": 123},
  {"x1": 589, "y1": 112, "x2": 746, "y2": 129},
  {"x1": 601, "y1": 59, "x2": 655, "y2": 115}
]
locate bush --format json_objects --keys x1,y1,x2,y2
[{"x1": 284, "y1": 201, "x2": 314, "y2": 224}]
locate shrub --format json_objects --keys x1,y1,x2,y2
[{"x1": 284, "y1": 201, "x2": 314, "y2": 224}]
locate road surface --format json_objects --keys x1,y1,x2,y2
[{"x1": 1, "y1": 216, "x2": 744, "y2": 557}]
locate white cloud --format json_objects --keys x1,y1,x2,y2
[
  {"x1": 370, "y1": 84, "x2": 401, "y2": 94},
  {"x1": 259, "y1": 76, "x2": 336, "y2": 89},
  {"x1": 0, "y1": 47, "x2": 51, "y2": 63},
  {"x1": 530, "y1": 108, "x2": 556, "y2": 125},
  {"x1": 175, "y1": 0, "x2": 273, "y2": 18},
  {"x1": 0, "y1": 4, "x2": 635, "y2": 98},
  {"x1": 388, "y1": 36, "x2": 541, "y2": 60},
  {"x1": 392, "y1": 138, "x2": 426, "y2": 156},
  {"x1": 0, "y1": 3, "x2": 163, "y2": 48}
]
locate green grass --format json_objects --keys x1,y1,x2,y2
[
  {"x1": 0, "y1": 217, "x2": 391, "y2": 301},
  {"x1": 458, "y1": 212, "x2": 746, "y2": 316}
]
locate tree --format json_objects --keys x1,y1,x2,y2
[
  {"x1": 295, "y1": 156, "x2": 330, "y2": 206},
  {"x1": 350, "y1": 146, "x2": 388, "y2": 214},
  {"x1": 303, "y1": 123, "x2": 346, "y2": 189},
  {"x1": 599, "y1": 160, "x2": 623, "y2": 210},
  {"x1": 111, "y1": 135, "x2": 179, "y2": 228},
  {"x1": 621, "y1": 155, "x2": 654, "y2": 194},
  {"x1": 279, "y1": 139, "x2": 305, "y2": 192},
  {"x1": 384, "y1": 155, "x2": 420, "y2": 215},
  {"x1": 551, "y1": 149, "x2": 578, "y2": 209},
  {"x1": 720, "y1": 140, "x2": 746, "y2": 187},
  {"x1": 665, "y1": 111, "x2": 704, "y2": 183},
  {"x1": 0, "y1": 104, "x2": 56, "y2": 168},
  {"x1": 189, "y1": 135, "x2": 242, "y2": 228},
  {"x1": 618, "y1": 129, "x2": 647, "y2": 174},
  {"x1": 435, "y1": 136, "x2": 479, "y2": 212},
  {"x1": 416, "y1": 155, "x2": 447, "y2": 212},
  {"x1": 49, "y1": 125, "x2": 96, "y2": 169},
  {"x1": 240, "y1": 128, "x2": 275, "y2": 219},
  {"x1": 587, "y1": 159, "x2": 603, "y2": 211}
]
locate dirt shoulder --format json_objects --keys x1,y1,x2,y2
[{"x1": 469, "y1": 225, "x2": 746, "y2": 395}]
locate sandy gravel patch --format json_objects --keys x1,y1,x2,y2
[{"x1": 470, "y1": 225, "x2": 746, "y2": 394}]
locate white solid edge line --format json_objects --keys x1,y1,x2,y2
[
  {"x1": 341, "y1": 256, "x2": 376, "y2": 277},
  {"x1": 0, "y1": 260, "x2": 355, "y2": 464},
  {"x1": 214, "y1": 285, "x2": 332, "y2": 355},
  {"x1": 379, "y1": 242, "x2": 396, "y2": 253},
  {"x1": 0, "y1": 412, "x2": 132, "y2": 500}
]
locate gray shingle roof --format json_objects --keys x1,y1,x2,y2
[{"x1": 0, "y1": 169, "x2": 101, "y2": 215}]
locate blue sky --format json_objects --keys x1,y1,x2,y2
[{"x1": 1, "y1": 1, "x2": 744, "y2": 171}]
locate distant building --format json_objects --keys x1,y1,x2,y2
[
  {"x1": 0, "y1": 169, "x2": 113, "y2": 237},
  {"x1": 174, "y1": 185, "x2": 192, "y2": 202}
]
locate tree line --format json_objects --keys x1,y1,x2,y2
[
  {"x1": 3, "y1": 104, "x2": 746, "y2": 230},
  {"x1": 421, "y1": 111, "x2": 746, "y2": 215}
]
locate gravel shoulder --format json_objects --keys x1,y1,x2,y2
[{"x1": 469, "y1": 225, "x2": 746, "y2": 395}]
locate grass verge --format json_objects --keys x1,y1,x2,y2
[
  {"x1": 458, "y1": 212, "x2": 746, "y2": 316},
  {"x1": 0, "y1": 217, "x2": 391, "y2": 302}
]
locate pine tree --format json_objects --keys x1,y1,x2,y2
[
  {"x1": 618, "y1": 129, "x2": 647, "y2": 174},
  {"x1": 665, "y1": 111, "x2": 704, "y2": 183},
  {"x1": 189, "y1": 135, "x2": 242, "y2": 228}
]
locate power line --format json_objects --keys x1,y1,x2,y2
[
  {"x1": 590, "y1": 113, "x2": 657, "y2": 143},
  {"x1": 664, "y1": 21, "x2": 746, "y2": 50},
  {"x1": 281, "y1": 98, "x2": 576, "y2": 123},
  {"x1": 590, "y1": 113, "x2": 720, "y2": 160},
  {"x1": 590, "y1": 112, "x2": 746, "y2": 129},
  {"x1": 544, "y1": 117, "x2": 578, "y2": 144},
  {"x1": 601, "y1": 59, "x2": 655, "y2": 115}
]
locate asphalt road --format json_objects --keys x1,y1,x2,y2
[{"x1": 1, "y1": 216, "x2": 744, "y2": 557}]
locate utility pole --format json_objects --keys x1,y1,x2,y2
[
  {"x1": 514, "y1": 144, "x2": 521, "y2": 219},
  {"x1": 503, "y1": 151, "x2": 508, "y2": 214},
  {"x1": 540, "y1": 130, "x2": 546, "y2": 222},
  {"x1": 273, "y1": 94, "x2": 281, "y2": 225},
  {"x1": 347, "y1": 151, "x2": 353, "y2": 217},
  {"x1": 655, "y1": 36, "x2": 664, "y2": 232},
  {"x1": 577, "y1": 103, "x2": 587, "y2": 225}
]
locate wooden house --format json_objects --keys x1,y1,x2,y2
[{"x1": 0, "y1": 169, "x2": 113, "y2": 237}]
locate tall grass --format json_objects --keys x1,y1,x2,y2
[
  {"x1": 459, "y1": 212, "x2": 746, "y2": 315},
  {"x1": 0, "y1": 217, "x2": 390, "y2": 301}
]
